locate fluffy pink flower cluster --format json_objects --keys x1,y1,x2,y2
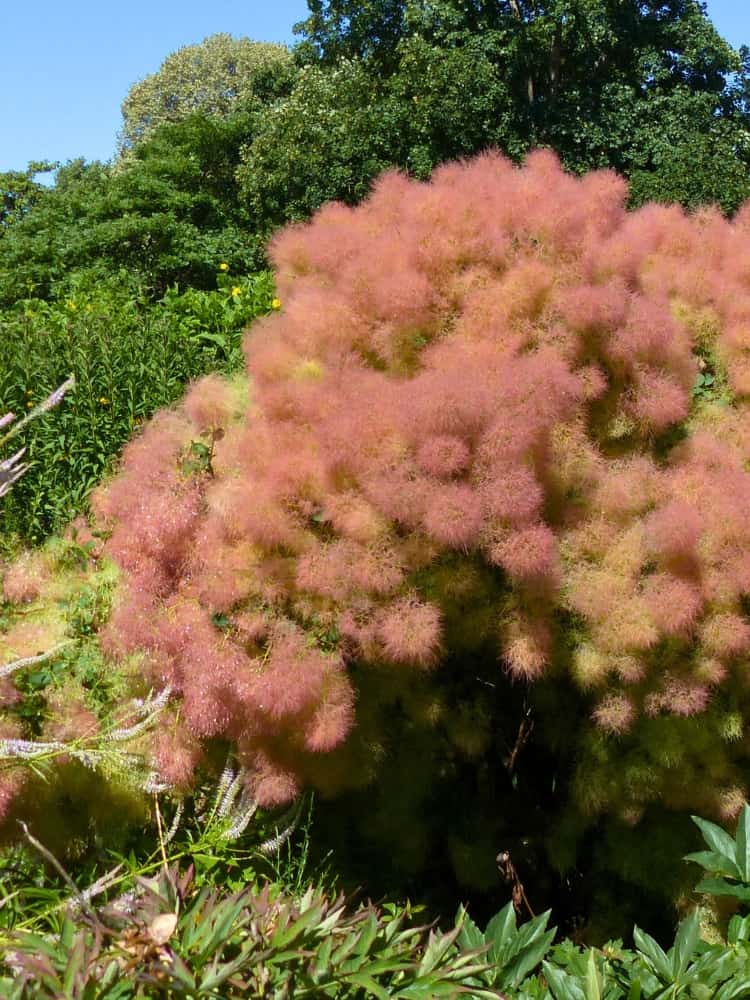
[{"x1": 92, "y1": 150, "x2": 750, "y2": 812}]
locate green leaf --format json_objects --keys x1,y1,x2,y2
[
  {"x1": 633, "y1": 926, "x2": 672, "y2": 982},
  {"x1": 346, "y1": 971, "x2": 391, "y2": 998},
  {"x1": 543, "y1": 961, "x2": 586, "y2": 1000},
  {"x1": 62, "y1": 935, "x2": 86, "y2": 997},
  {"x1": 503, "y1": 927, "x2": 556, "y2": 987},
  {"x1": 162, "y1": 953, "x2": 196, "y2": 991},
  {"x1": 60, "y1": 916, "x2": 76, "y2": 952},
  {"x1": 691, "y1": 816, "x2": 738, "y2": 863},
  {"x1": 194, "y1": 331, "x2": 229, "y2": 351},
  {"x1": 728, "y1": 914, "x2": 750, "y2": 945},
  {"x1": 671, "y1": 911, "x2": 700, "y2": 979},
  {"x1": 584, "y1": 948, "x2": 602, "y2": 1000},
  {"x1": 715, "y1": 977, "x2": 750, "y2": 1000},
  {"x1": 353, "y1": 956, "x2": 412, "y2": 977},
  {"x1": 194, "y1": 893, "x2": 248, "y2": 956},
  {"x1": 270, "y1": 904, "x2": 325, "y2": 950},
  {"x1": 330, "y1": 931, "x2": 361, "y2": 967},
  {"x1": 198, "y1": 951, "x2": 254, "y2": 994},
  {"x1": 417, "y1": 928, "x2": 458, "y2": 975},
  {"x1": 312, "y1": 935, "x2": 334, "y2": 981},
  {"x1": 484, "y1": 902, "x2": 516, "y2": 955},
  {"x1": 684, "y1": 850, "x2": 741, "y2": 879},
  {"x1": 626, "y1": 980, "x2": 642, "y2": 1000},
  {"x1": 455, "y1": 907, "x2": 484, "y2": 953},
  {"x1": 736, "y1": 805, "x2": 750, "y2": 882},
  {"x1": 694, "y1": 877, "x2": 750, "y2": 902},
  {"x1": 352, "y1": 911, "x2": 380, "y2": 964}
]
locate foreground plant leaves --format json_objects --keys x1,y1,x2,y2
[{"x1": 2, "y1": 866, "x2": 502, "y2": 998}]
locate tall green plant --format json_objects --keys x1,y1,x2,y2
[{"x1": 0, "y1": 269, "x2": 275, "y2": 543}]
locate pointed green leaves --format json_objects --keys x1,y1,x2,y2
[
  {"x1": 455, "y1": 906, "x2": 485, "y2": 953},
  {"x1": 728, "y1": 914, "x2": 750, "y2": 945},
  {"x1": 462, "y1": 902, "x2": 555, "y2": 991},
  {"x1": 633, "y1": 926, "x2": 672, "y2": 982},
  {"x1": 684, "y1": 851, "x2": 742, "y2": 880},
  {"x1": 691, "y1": 815, "x2": 739, "y2": 865},
  {"x1": 543, "y1": 960, "x2": 587, "y2": 1000},
  {"x1": 584, "y1": 948, "x2": 603, "y2": 1000},
  {"x1": 671, "y1": 911, "x2": 701, "y2": 980},
  {"x1": 693, "y1": 877, "x2": 750, "y2": 902},
  {"x1": 483, "y1": 902, "x2": 517, "y2": 960},
  {"x1": 688, "y1": 807, "x2": 750, "y2": 902}
]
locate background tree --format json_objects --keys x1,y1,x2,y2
[
  {"x1": 291, "y1": 0, "x2": 750, "y2": 211},
  {"x1": 0, "y1": 163, "x2": 55, "y2": 231},
  {"x1": 294, "y1": 0, "x2": 409, "y2": 70},
  {"x1": 0, "y1": 113, "x2": 264, "y2": 306},
  {"x1": 0, "y1": 160, "x2": 112, "y2": 303},
  {"x1": 118, "y1": 33, "x2": 296, "y2": 152},
  {"x1": 238, "y1": 39, "x2": 522, "y2": 230},
  {"x1": 237, "y1": 61, "x2": 402, "y2": 229}
]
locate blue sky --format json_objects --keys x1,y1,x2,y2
[{"x1": 1, "y1": 0, "x2": 748, "y2": 174}]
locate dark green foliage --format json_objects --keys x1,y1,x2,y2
[
  {"x1": 0, "y1": 163, "x2": 55, "y2": 230},
  {"x1": 287, "y1": 0, "x2": 750, "y2": 214},
  {"x1": 687, "y1": 808, "x2": 750, "y2": 905},
  {"x1": 625, "y1": 91, "x2": 750, "y2": 212},
  {"x1": 387, "y1": 34, "x2": 523, "y2": 172},
  {"x1": 237, "y1": 60, "x2": 401, "y2": 227},
  {"x1": 294, "y1": 0, "x2": 409, "y2": 70},
  {"x1": 0, "y1": 114, "x2": 263, "y2": 308},
  {"x1": 0, "y1": 161, "x2": 112, "y2": 304},
  {"x1": 237, "y1": 41, "x2": 523, "y2": 230},
  {"x1": 457, "y1": 903, "x2": 557, "y2": 993}
]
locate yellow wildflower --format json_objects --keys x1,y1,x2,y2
[
  {"x1": 99, "y1": 397, "x2": 109, "y2": 406},
  {"x1": 66, "y1": 300, "x2": 77, "y2": 311},
  {"x1": 218, "y1": 262, "x2": 229, "y2": 272},
  {"x1": 271, "y1": 298, "x2": 282, "y2": 310},
  {"x1": 26, "y1": 401, "x2": 33, "y2": 408},
  {"x1": 231, "y1": 286, "x2": 242, "y2": 298}
]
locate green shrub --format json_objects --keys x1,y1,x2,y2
[
  {"x1": 118, "y1": 34, "x2": 296, "y2": 152},
  {"x1": 0, "y1": 116, "x2": 266, "y2": 309}
]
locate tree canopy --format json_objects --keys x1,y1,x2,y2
[
  {"x1": 0, "y1": 113, "x2": 265, "y2": 305},
  {"x1": 119, "y1": 33, "x2": 296, "y2": 152},
  {"x1": 2, "y1": 8, "x2": 749, "y2": 314},
  {"x1": 291, "y1": 0, "x2": 750, "y2": 209},
  {"x1": 0, "y1": 163, "x2": 55, "y2": 231}
]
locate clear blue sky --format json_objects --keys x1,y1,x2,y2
[{"x1": 1, "y1": 0, "x2": 748, "y2": 174}]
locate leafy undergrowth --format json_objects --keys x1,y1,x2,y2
[{"x1": 5, "y1": 804, "x2": 750, "y2": 998}]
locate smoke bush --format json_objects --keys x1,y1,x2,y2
[{"x1": 89, "y1": 150, "x2": 750, "y2": 879}]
